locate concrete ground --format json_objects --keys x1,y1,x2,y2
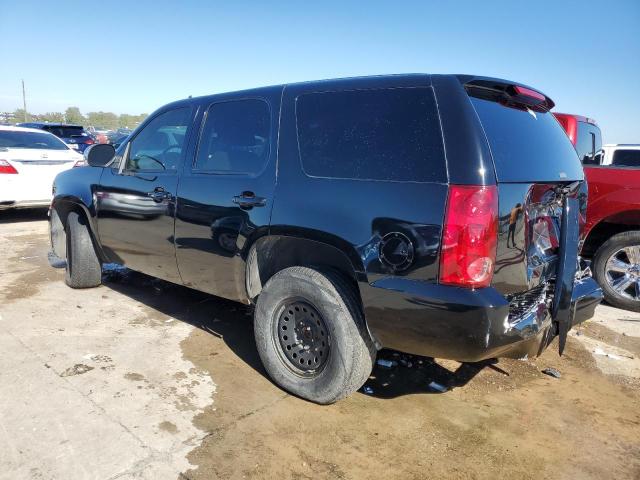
[{"x1": 0, "y1": 209, "x2": 638, "y2": 480}]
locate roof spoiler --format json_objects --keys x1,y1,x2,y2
[{"x1": 457, "y1": 75, "x2": 555, "y2": 111}]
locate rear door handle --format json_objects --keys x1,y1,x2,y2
[
  {"x1": 233, "y1": 191, "x2": 267, "y2": 209},
  {"x1": 147, "y1": 187, "x2": 172, "y2": 203}
]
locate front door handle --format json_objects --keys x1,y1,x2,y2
[
  {"x1": 147, "y1": 187, "x2": 172, "y2": 203},
  {"x1": 233, "y1": 191, "x2": 267, "y2": 209}
]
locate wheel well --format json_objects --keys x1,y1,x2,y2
[
  {"x1": 52, "y1": 201, "x2": 105, "y2": 262},
  {"x1": 246, "y1": 236, "x2": 361, "y2": 302},
  {"x1": 583, "y1": 221, "x2": 640, "y2": 258}
]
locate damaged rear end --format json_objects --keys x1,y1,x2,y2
[
  {"x1": 466, "y1": 77, "x2": 602, "y2": 358},
  {"x1": 362, "y1": 74, "x2": 602, "y2": 363}
]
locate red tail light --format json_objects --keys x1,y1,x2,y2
[
  {"x1": 439, "y1": 185, "x2": 498, "y2": 288},
  {"x1": 0, "y1": 159, "x2": 18, "y2": 174}
]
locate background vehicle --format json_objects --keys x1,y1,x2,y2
[
  {"x1": 49, "y1": 75, "x2": 602, "y2": 403},
  {"x1": 552, "y1": 113, "x2": 603, "y2": 165},
  {"x1": 107, "y1": 128, "x2": 132, "y2": 147},
  {"x1": 601, "y1": 144, "x2": 640, "y2": 167},
  {"x1": 556, "y1": 113, "x2": 640, "y2": 311},
  {"x1": 0, "y1": 125, "x2": 83, "y2": 210},
  {"x1": 18, "y1": 122, "x2": 95, "y2": 152},
  {"x1": 582, "y1": 165, "x2": 640, "y2": 311},
  {"x1": 86, "y1": 126, "x2": 110, "y2": 144}
]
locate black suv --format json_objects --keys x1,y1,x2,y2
[{"x1": 49, "y1": 74, "x2": 602, "y2": 403}]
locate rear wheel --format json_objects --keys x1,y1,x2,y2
[
  {"x1": 65, "y1": 211, "x2": 102, "y2": 288},
  {"x1": 254, "y1": 266, "x2": 375, "y2": 404},
  {"x1": 593, "y1": 231, "x2": 640, "y2": 312}
]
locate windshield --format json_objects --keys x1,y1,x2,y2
[{"x1": 0, "y1": 130, "x2": 70, "y2": 150}]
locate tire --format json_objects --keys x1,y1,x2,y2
[
  {"x1": 593, "y1": 231, "x2": 640, "y2": 312},
  {"x1": 64, "y1": 211, "x2": 102, "y2": 288},
  {"x1": 254, "y1": 266, "x2": 376, "y2": 404}
]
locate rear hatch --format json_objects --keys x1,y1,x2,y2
[{"x1": 465, "y1": 80, "x2": 585, "y2": 298}]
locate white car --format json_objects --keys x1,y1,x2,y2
[
  {"x1": 0, "y1": 125, "x2": 84, "y2": 210},
  {"x1": 601, "y1": 144, "x2": 640, "y2": 167}
]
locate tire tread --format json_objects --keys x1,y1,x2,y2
[
  {"x1": 254, "y1": 266, "x2": 375, "y2": 404},
  {"x1": 64, "y1": 211, "x2": 102, "y2": 289}
]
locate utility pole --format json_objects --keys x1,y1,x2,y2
[{"x1": 21, "y1": 79, "x2": 27, "y2": 122}]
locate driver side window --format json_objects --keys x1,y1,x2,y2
[{"x1": 125, "y1": 107, "x2": 190, "y2": 172}]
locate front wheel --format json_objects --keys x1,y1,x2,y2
[
  {"x1": 254, "y1": 267, "x2": 375, "y2": 404},
  {"x1": 64, "y1": 211, "x2": 102, "y2": 288},
  {"x1": 593, "y1": 231, "x2": 640, "y2": 312}
]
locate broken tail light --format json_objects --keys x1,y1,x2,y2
[{"x1": 439, "y1": 185, "x2": 498, "y2": 288}]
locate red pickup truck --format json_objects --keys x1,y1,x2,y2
[{"x1": 555, "y1": 113, "x2": 640, "y2": 311}]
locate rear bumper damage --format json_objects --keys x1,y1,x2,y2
[{"x1": 361, "y1": 273, "x2": 602, "y2": 363}]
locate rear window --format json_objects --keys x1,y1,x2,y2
[
  {"x1": 576, "y1": 121, "x2": 602, "y2": 165},
  {"x1": 296, "y1": 87, "x2": 446, "y2": 183},
  {"x1": 470, "y1": 97, "x2": 583, "y2": 182},
  {"x1": 612, "y1": 149, "x2": 640, "y2": 167},
  {"x1": 0, "y1": 130, "x2": 69, "y2": 150},
  {"x1": 43, "y1": 126, "x2": 88, "y2": 138}
]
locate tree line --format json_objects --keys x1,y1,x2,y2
[{"x1": 4, "y1": 107, "x2": 148, "y2": 130}]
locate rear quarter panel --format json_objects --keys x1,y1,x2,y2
[
  {"x1": 271, "y1": 76, "x2": 455, "y2": 353},
  {"x1": 271, "y1": 76, "x2": 448, "y2": 285}
]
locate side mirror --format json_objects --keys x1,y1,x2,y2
[{"x1": 84, "y1": 143, "x2": 116, "y2": 167}]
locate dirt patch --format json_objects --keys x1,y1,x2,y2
[
  {"x1": 0, "y1": 232, "x2": 58, "y2": 301},
  {"x1": 180, "y1": 316, "x2": 640, "y2": 480},
  {"x1": 159, "y1": 421, "x2": 179, "y2": 434},
  {"x1": 579, "y1": 321, "x2": 640, "y2": 357},
  {"x1": 124, "y1": 372, "x2": 146, "y2": 382},
  {"x1": 60, "y1": 364, "x2": 94, "y2": 377}
]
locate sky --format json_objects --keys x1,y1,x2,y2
[{"x1": 0, "y1": 0, "x2": 638, "y2": 143}]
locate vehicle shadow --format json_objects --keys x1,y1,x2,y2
[
  {"x1": 101, "y1": 265, "x2": 494, "y2": 399},
  {"x1": 362, "y1": 353, "x2": 501, "y2": 398},
  {"x1": 0, "y1": 208, "x2": 49, "y2": 224}
]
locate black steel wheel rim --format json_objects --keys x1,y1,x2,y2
[{"x1": 275, "y1": 299, "x2": 329, "y2": 375}]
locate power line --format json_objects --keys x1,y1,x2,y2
[{"x1": 21, "y1": 79, "x2": 27, "y2": 122}]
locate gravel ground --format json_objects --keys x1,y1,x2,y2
[{"x1": 1, "y1": 209, "x2": 638, "y2": 480}]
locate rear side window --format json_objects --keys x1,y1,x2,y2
[
  {"x1": 612, "y1": 149, "x2": 640, "y2": 167},
  {"x1": 575, "y1": 121, "x2": 602, "y2": 165},
  {"x1": 296, "y1": 88, "x2": 445, "y2": 182},
  {"x1": 194, "y1": 99, "x2": 270, "y2": 175},
  {"x1": 470, "y1": 97, "x2": 583, "y2": 182}
]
